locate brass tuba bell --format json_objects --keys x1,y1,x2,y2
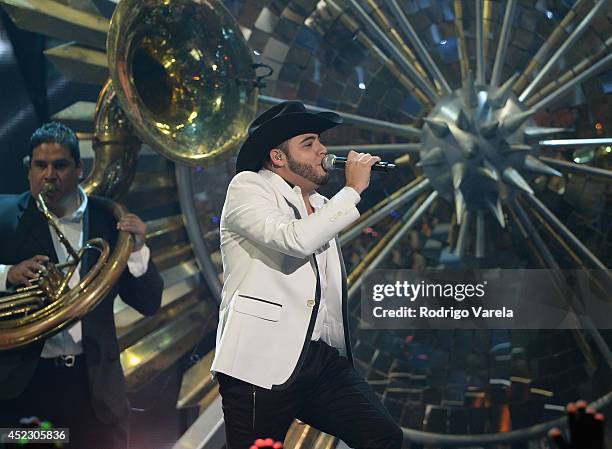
[{"x1": 106, "y1": 0, "x2": 259, "y2": 167}]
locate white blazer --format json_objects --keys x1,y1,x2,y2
[{"x1": 211, "y1": 169, "x2": 361, "y2": 389}]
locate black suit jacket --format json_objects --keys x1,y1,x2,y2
[{"x1": 0, "y1": 192, "x2": 164, "y2": 424}]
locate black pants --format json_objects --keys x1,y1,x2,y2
[
  {"x1": 0, "y1": 356, "x2": 127, "y2": 449},
  {"x1": 217, "y1": 340, "x2": 403, "y2": 449}
]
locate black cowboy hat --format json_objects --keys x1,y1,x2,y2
[{"x1": 235, "y1": 100, "x2": 343, "y2": 173}]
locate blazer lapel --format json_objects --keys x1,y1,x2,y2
[
  {"x1": 79, "y1": 204, "x2": 91, "y2": 277},
  {"x1": 18, "y1": 193, "x2": 58, "y2": 263},
  {"x1": 259, "y1": 169, "x2": 304, "y2": 213},
  {"x1": 336, "y1": 237, "x2": 348, "y2": 304},
  {"x1": 335, "y1": 236, "x2": 353, "y2": 364}
]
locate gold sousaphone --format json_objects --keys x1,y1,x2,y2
[{"x1": 0, "y1": 0, "x2": 258, "y2": 349}]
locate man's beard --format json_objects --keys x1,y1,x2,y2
[{"x1": 286, "y1": 153, "x2": 329, "y2": 186}]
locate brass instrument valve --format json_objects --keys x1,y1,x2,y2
[{"x1": 37, "y1": 262, "x2": 66, "y2": 302}]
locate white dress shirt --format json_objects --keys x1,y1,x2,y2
[
  {"x1": 288, "y1": 183, "x2": 357, "y2": 346},
  {"x1": 0, "y1": 187, "x2": 150, "y2": 357}
]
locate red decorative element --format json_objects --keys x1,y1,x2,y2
[{"x1": 252, "y1": 438, "x2": 284, "y2": 449}]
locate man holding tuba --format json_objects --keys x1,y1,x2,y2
[
  {"x1": 212, "y1": 101, "x2": 403, "y2": 448},
  {"x1": 0, "y1": 122, "x2": 163, "y2": 449}
]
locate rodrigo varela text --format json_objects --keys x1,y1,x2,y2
[
  {"x1": 370, "y1": 280, "x2": 513, "y2": 319},
  {"x1": 372, "y1": 306, "x2": 513, "y2": 319}
]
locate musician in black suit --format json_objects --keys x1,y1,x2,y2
[{"x1": 0, "y1": 122, "x2": 163, "y2": 449}]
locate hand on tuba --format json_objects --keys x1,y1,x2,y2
[{"x1": 6, "y1": 255, "x2": 49, "y2": 287}]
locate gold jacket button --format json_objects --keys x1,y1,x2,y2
[{"x1": 306, "y1": 299, "x2": 316, "y2": 307}]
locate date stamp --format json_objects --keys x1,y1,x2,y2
[{"x1": 0, "y1": 428, "x2": 69, "y2": 444}]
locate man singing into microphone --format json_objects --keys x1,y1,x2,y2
[{"x1": 211, "y1": 101, "x2": 403, "y2": 448}]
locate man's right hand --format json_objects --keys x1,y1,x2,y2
[
  {"x1": 344, "y1": 150, "x2": 382, "y2": 194},
  {"x1": 548, "y1": 400, "x2": 605, "y2": 449},
  {"x1": 7, "y1": 255, "x2": 49, "y2": 286}
]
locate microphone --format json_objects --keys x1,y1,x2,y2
[{"x1": 322, "y1": 154, "x2": 396, "y2": 172}]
